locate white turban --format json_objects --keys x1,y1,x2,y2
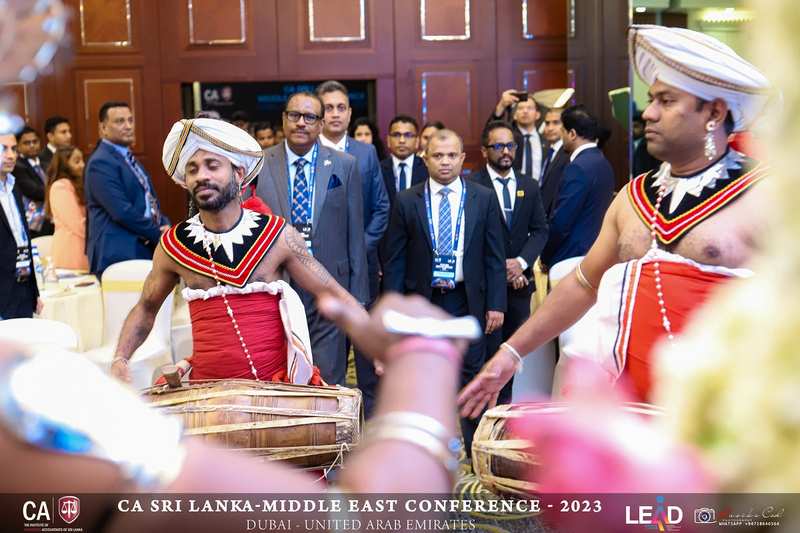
[
  {"x1": 162, "y1": 118, "x2": 264, "y2": 188},
  {"x1": 629, "y1": 24, "x2": 771, "y2": 132}
]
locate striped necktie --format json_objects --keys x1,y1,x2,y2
[{"x1": 437, "y1": 187, "x2": 453, "y2": 256}]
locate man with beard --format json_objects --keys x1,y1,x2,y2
[
  {"x1": 459, "y1": 25, "x2": 771, "y2": 409},
  {"x1": 470, "y1": 121, "x2": 548, "y2": 404},
  {"x1": 110, "y1": 118, "x2": 365, "y2": 385}
]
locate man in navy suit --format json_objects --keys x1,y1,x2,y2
[
  {"x1": 13, "y1": 126, "x2": 54, "y2": 238},
  {"x1": 317, "y1": 80, "x2": 389, "y2": 415},
  {"x1": 255, "y1": 91, "x2": 368, "y2": 386},
  {"x1": 540, "y1": 105, "x2": 614, "y2": 268},
  {"x1": 383, "y1": 128, "x2": 506, "y2": 453},
  {"x1": 0, "y1": 133, "x2": 40, "y2": 319},
  {"x1": 471, "y1": 121, "x2": 548, "y2": 404},
  {"x1": 85, "y1": 101, "x2": 169, "y2": 275},
  {"x1": 380, "y1": 115, "x2": 429, "y2": 208},
  {"x1": 538, "y1": 108, "x2": 570, "y2": 218}
]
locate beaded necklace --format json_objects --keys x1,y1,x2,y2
[{"x1": 646, "y1": 184, "x2": 674, "y2": 342}]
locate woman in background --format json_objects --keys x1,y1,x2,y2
[
  {"x1": 350, "y1": 117, "x2": 386, "y2": 161},
  {"x1": 46, "y1": 146, "x2": 89, "y2": 270}
]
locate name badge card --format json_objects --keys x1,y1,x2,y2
[
  {"x1": 294, "y1": 222, "x2": 313, "y2": 254},
  {"x1": 15, "y1": 246, "x2": 31, "y2": 283},
  {"x1": 431, "y1": 254, "x2": 456, "y2": 289}
]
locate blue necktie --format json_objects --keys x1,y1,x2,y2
[
  {"x1": 437, "y1": 187, "x2": 452, "y2": 256},
  {"x1": 523, "y1": 134, "x2": 533, "y2": 178},
  {"x1": 397, "y1": 162, "x2": 407, "y2": 192},
  {"x1": 291, "y1": 158, "x2": 311, "y2": 224},
  {"x1": 126, "y1": 151, "x2": 160, "y2": 222},
  {"x1": 497, "y1": 177, "x2": 513, "y2": 226}
]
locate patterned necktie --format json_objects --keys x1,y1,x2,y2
[
  {"x1": 437, "y1": 187, "x2": 453, "y2": 256},
  {"x1": 523, "y1": 134, "x2": 533, "y2": 179},
  {"x1": 126, "y1": 151, "x2": 160, "y2": 223},
  {"x1": 291, "y1": 158, "x2": 311, "y2": 224},
  {"x1": 32, "y1": 162, "x2": 46, "y2": 184},
  {"x1": 397, "y1": 162, "x2": 407, "y2": 192},
  {"x1": 497, "y1": 177, "x2": 513, "y2": 226}
]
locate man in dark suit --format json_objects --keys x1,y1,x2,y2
[
  {"x1": 39, "y1": 116, "x2": 72, "y2": 171},
  {"x1": 487, "y1": 90, "x2": 545, "y2": 182},
  {"x1": 383, "y1": 128, "x2": 506, "y2": 453},
  {"x1": 85, "y1": 101, "x2": 170, "y2": 275},
  {"x1": 317, "y1": 80, "x2": 389, "y2": 415},
  {"x1": 13, "y1": 126, "x2": 54, "y2": 237},
  {"x1": 540, "y1": 105, "x2": 615, "y2": 268},
  {"x1": 380, "y1": 115, "x2": 429, "y2": 208},
  {"x1": 539, "y1": 108, "x2": 570, "y2": 218},
  {"x1": 471, "y1": 121, "x2": 548, "y2": 404},
  {"x1": 0, "y1": 133, "x2": 40, "y2": 319},
  {"x1": 255, "y1": 91, "x2": 368, "y2": 386}
]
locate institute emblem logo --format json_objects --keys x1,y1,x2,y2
[{"x1": 58, "y1": 496, "x2": 80, "y2": 524}]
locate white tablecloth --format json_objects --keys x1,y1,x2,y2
[{"x1": 40, "y1": 271, "x2": 103, "y2": 351}]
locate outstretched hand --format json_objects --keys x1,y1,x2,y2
[{"x1": 457, "y1": 349, "x2": 518, "y2": 418}]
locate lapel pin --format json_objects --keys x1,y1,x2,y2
[
  {"x1": 324, "y1": 160, "x2": 332, "y2": 167},
  {"x1": 517, "y1": 190, "x2": 525, "y2": 198}
]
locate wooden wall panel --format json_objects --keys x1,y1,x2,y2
[
  {"x1": 309, "y1": 0, "x2": 365, "y2": 42},
  {"x1": 417, "y1": 67, "x2": 475, "y2": 144},
  {"x1": 421, "y1": 0, "x2": 470, "y2": 41},
  {"x1": 78, "y1": 0, "x2": 133, "y2": 50},
  {"x1": 0, "y1": 83, "x2": 30, "y2": 123},
  {"x1": 188, "y1": 0, "x2": 247, "y2": 45},
  {"x1": 524, "y1": 0, "x2": 568, "y2": 39},
  {"x1": 74, "y1": 69, "x2": 143, "y2": 154}
]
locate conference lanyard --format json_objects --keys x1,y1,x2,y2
[
  {"x1": 286, "y1": 143, "x2": 319, "y2": 222},
  {"x1": 424, "y1": 179, "x2": 466, "y2": 256}
]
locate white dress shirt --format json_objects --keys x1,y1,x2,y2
[
  {"x1": 518, "y1": 125, "x2": 543, "y2": 182},
  {"x1": 319, "y1": 133, "x2": 347, "y2": 152},
  {"x1": 569, "y1": 142, "x2": 598, "y2": 162},
  {"x1": 0, "y1": 174, "x2": 27, "y2": 246},
  {"x1": 428, "y1": 177, "x2": 465, "y2": 283},
  {"x1": 392, "y1": 154, "x2": 415, "y2": 191},
  {"x1": 486, "y1": 165, "x2": 528, "y2": 271}
]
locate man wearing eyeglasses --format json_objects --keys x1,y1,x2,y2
[
  {"x1": 383, "y1": 128, "x2": 506, "y2": 454},
  {"x1": 470, "y1": 121, "x2": 548, "y2": 404},
  {"x1": 379, "y1": 115, "x2": 428, "y2": 208},
  {"x1": 255, "y1": 91, "x2": 368, "y2": 386}
]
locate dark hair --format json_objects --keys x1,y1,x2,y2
[
  {"x1": 388, "y1": 114, "x2": 418, "y2": 133},
  {"x1": 253, "y1": 121, "x2": 274, "y2": 135},
  {"x1": 350, "y1": 117, "x2": 386, "y2": 160},
  {"x1": 43, "y1": 116, "x2": 69, "y2": 135},
  {"x1": 316, "y1": 80, "x2": 349, "y2": 99},
  {"x1": 481, "y1": 120, "x2": 514, "y2": 147},
  {"x1": 421, "y1": 121, "x2": 445, "y2": 132},
  {"x1": 98, "y1": 101, "x2": 130, "y2": 123},
  {"x1": 694, "y1": 98, "x2": 735, "y2": 135},
  {"x1": 285, "y1": 91, "x2": 324, "y2": 116},
  {"x1": 16, "y1": 125, "x2": 38, "y2": 142},
  {"x1": 45, "y1": 145, "x2": 84, "y2": 219},
  {"x1": 231, "y1": 110, "x2": 250, "y2": 123},
  {"x1": 561, "y1": 104, "x2": 611, "y2": 147}
]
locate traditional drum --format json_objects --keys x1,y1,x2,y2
[
  {"x1": 472, "y1": 402, "x2": 661, "y2": 496},
  {"x1": 142, "y1": 380, "x2": 361, "y2": 470}
]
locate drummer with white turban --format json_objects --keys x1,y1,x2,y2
[
  {"x1": 110, "y1": 118, "x2": 366, "y2": 387},
  {"x1": 459, "y1": 25, "x2": 773, "y2": 411}
]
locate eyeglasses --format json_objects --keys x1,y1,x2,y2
[
  {"x1": 389, "y1": 132, "x2": 417, "y2": 139},
  {"x1": 284, "y1": 111, "x2": 322, "y2": 125},
  {"x1": 485, "y1": 142, "x2": 517, "y2": 152}
]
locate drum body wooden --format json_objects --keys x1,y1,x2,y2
[
  {"x1": 142, "y1": 380, "x2": 361, "y2": 469},
  {"x1": 472, "y1": 402, "x2": 661, "y2": 496}
]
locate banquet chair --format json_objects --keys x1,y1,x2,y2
[
  {"x1": 0, "y1": 318, "x2": 79, "y2": 352},
  {"x1": 81, "y1": 259, "x2": 173, "y2": 389},
  {"x1": 170, "y1": 284, "x2": 193, "y2": 363},
  {"x1": 548, "y1": 256, "x2": 601, "y2": 398}
]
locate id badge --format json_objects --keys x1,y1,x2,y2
[
  {"x1": 294, "y1": 222, "x2": 313, "y2": 254},
  {"x1": 15, "y1": 246, "x2": 31, "y2": 283},
  {"x1": 431, "y1": 254, "x2": 456, "y2": 289}
]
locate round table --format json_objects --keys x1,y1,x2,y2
[{"x1": 39, "y1": 270, "x2": 103, "y2": 351}]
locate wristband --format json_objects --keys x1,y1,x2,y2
[
  {"x1": 386, "y1": 336, "x2": 462, "y2": 365},
  {"x1": 501, "y1": 342, "x2": 524, "y2": 373}
]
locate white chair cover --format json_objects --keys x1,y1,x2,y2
[{"x1": 0, "y1": 318, "x2": 79, "y2": 352}]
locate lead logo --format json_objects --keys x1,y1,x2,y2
[{"x1": 58, "y1": 496, "x2": 80, "y2": 524}]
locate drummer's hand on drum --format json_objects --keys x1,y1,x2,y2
[
  {"x1": 457, "y1": 349, "x2": 518, "y2": 419},
  {"x1": 110, "y1": 357, "x2": 131, "y2": 383},
  {"x1": 319, "y1": 292, "x2": 468, "y2": 366}
]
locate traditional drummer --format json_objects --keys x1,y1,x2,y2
[
  {"x1": 460, "y1": 25, "x2": 772, "y2": 408},
  {"x1": 110, "y1": 118, "x2": 365, "y2": 385}
]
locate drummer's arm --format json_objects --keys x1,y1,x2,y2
[
  {"x1": 503, "y1": 193, "x2": 623, "y2": 356},
  {"x1": 280, "y1": 225, "x2": 367, "y2": 318},
  {"x1": 113, "y1": 246, "x2": 179, "y2": 363}
]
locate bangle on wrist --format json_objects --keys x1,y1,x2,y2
[
  {"x1": 500, "y1": 342, "x2": 524, "y2": 373},
  {"x1": 112, "y1": 357, "x2": 128, "y2": 365},
  {"x1": 386, "y1": 336, "x2": 462, "y2": 366}
]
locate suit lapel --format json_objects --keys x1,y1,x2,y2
[
  {"x1": 463, "y1": 180, "x2": 479, "y2": 251},
  {"x1": 0, "y1": 189, "x2": 12, "y2": 236},
  {"x1": 510, "y1": 177, "x2": 528, "y2": 232},
  {"x1": 413, "y1": 187, "x2": 433, "y2": 251},
  {"x1": 312, "y1": 144, "x2": 331, "y2": 231},
  {"x1": 268, "y1": 148, "x2": 291, "y2": 217},
  {"x1": 411, "y1": 156, "x2": 427, "y2": 186}
]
